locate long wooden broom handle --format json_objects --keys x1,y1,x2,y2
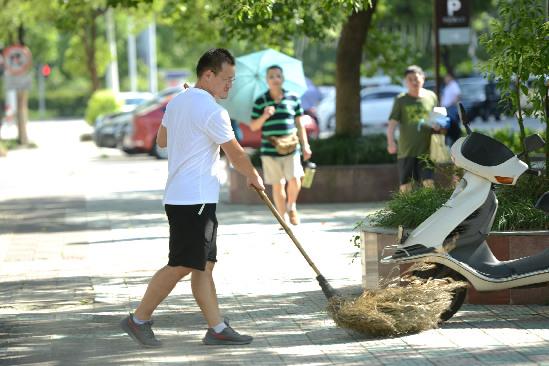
[{"x1": 253, "y1": 186, "x2": 322, "y2": 277}]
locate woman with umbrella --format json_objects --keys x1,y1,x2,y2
[{"x1": 249, "y1": 65, "x2": 312, "y2": 225}]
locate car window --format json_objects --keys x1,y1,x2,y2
[
  {"x1": 124, "y1": 98, "x2": 147, "y2": 106},
  {"x1": 459, "y1": 83, "x2": 486, "y2": 99}
]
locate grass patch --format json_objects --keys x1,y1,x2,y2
[
  {"x1": 0, "y1": 139, "x2": 37, "y2": 151},
  {"x1": 0, "y1": 139, "x2": 20, "y2": 150}
]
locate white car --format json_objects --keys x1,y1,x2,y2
[{"x1": 317, "y1": 84, "x2": 406, "y2": 132}]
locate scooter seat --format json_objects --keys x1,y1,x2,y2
[{"x1": 454, "y1": 243, "x2": 549, "y2": 279}]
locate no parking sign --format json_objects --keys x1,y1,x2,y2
[{"x1": 3, "y1": 45, "x2": 32, "y2": 90}]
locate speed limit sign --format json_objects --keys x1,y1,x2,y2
[{"x1": 3, "y1": 45, "x2": 32, "y2": 76}]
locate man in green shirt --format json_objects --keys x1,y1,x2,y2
[{"x1": 387, "y1": 65, "x2": 439, "y2": 192}]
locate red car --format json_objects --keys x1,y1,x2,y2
[
  {"x1": 121, "y1": 88, "x2": 319, "y2": 158},
  {"x1": 120, "y1": 87, "x2": 182, "y2": 159}
]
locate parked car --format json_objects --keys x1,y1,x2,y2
[
  {"x1": 93, "y1": 91, "x2": 154, "y2": 148},
  {"x1": 237, "y1": 114, "x2": 319, "y2": 148},
  {"x1": 317, "y1": 84, "x2": 406, "y2": 132},
  {"x1": 458, "y1": 77, "x2": 491, "y2": 122},
  {"x1": 118, "y1": 87, "x2": 183, "y2": 158},
  {"x1": 93, "y1": 111, "x2": 133, "y2": 148},
  {"x1": 424, "y1": 77, "x2": 503, "y2": 122}
]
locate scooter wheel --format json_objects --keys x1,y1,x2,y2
[{"x1": 411, "y1": 263, "x2": 468, "y2": 322}]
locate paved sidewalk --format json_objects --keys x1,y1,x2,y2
[{"x1": 1, "y1": 121, "x2": 549, "y2": 365}]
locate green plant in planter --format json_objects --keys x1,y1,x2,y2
[{"x1": 367, "y1": 175, "x2": 548, "y2": 231}]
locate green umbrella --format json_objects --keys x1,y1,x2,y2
[{"x1": 219, "y1": 48, "x2": 308, "y2": 124}]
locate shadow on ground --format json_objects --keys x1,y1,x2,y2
[
  {"x1": 1, "y1": 274, "x2": 549, "y2": 365},
  {"x1": 0, "y1": 192, "x2": 372, "y2": 237}
]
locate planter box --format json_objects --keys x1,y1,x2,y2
[
  {"x1": 360, "y1": 227, "x2": 549, "y2": 305},
  {"x1": 230, "y1": 163, "x2": 454, "y2": 204},
  {"x1": 230, "y1": 164, "x2": 399, "y2": 204}
]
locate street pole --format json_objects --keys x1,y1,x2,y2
[
  {"x1": 38, "y1": 69, "x2": 45, "y2": 118},
  {"x1": 433, "y1": 0, "x2": 441, "y2": 100},
  {"x1": 127, "y1": 17, "x2": 137, "y2": 92},
  {"x1": 106, "y1": 8, "x2": 120, "y2": 94},
  {"x1": 147, "y1": 20, "x2": 158, "y2": 94}
]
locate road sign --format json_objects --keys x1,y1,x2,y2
[
  {"x1": 439, "y1": 28, "x2": 470, "y2": 45},
  {"x1": 3, "y1": 45, "x2": 32, "y2": 90},
  {"x1": 5, "y1": 73, "x2": 32, "y2": 91},
  {"x1": 436, "y1": 0, "x2": 470, "y2": 45},
  {"x1": 436, "y1": 0, "x2": 470, "y2": 28},
  {"x1": 3, "y1": 45, "x2": 32, "y2": 76}
]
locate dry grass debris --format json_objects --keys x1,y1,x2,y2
[{"x1": 327, "y1": 265, "x2": 467, "y2": 337}]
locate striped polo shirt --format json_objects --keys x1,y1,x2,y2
[{"x1": 251, "y1": 89, "x2": 304, "y2": 156}]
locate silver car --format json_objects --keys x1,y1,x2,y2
[{"x1": 317, "y1": 84, "x2": 405, "y2": 133}]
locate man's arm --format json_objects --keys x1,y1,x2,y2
[
  {"x1": 221, "y1": 139, "x2": 265, "y2": 190},
  {"x1": 295, "y1": 115, "x2": 312, "y2": 161},
  {"x1": 156, "y1": 125, "x2": 167, "y2": 148},
  {"x1": 249, "y1": 106, "x2": 275, "y2": 132},
  {"x1": 386, "y1": 119, "x2": 398, "y2": 154}
]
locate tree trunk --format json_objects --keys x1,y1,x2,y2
[
  {"x1": 17, "y1": 24, "x2": 25, "y2": 45},
  {"x1": 16, "y1": 90, "x2": 29, "y2": 145},
  {"x1": 15, "y1": 24, "x2": 29, "y2": 146},
  {"x1": 335, "y1": 1, "x2": 377, "y2": 137},
  {"x1": 543, "y1": 88, "x2": 549, "y2": 179},
  {"x1": 82, "y1": 18, "x2": 100, "y2": 92}
]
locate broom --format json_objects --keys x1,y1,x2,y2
[
  {"x1": 254, "y1": 187, "x2": 339, "y2": 300},
  {"x1": 254, "y1": 187, "x2": 467, "y2": 337}
]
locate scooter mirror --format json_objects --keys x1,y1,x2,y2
[
  {"x1": 535, "y1": 192, "x2": 549, "y2": 214},
  {"x1": 524, "y1": 134, "x2": 545, "y2": 153},
  {"x1": 457, "y1": 102, "x2": 472, "y2": 135}
]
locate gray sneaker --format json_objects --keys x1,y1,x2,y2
[
  {"x1": 202, "y1": 325, "x2": 253, "y2": 345},
  {"x1": 120, "y1": 313, "x2": 162, "y2": 348}
]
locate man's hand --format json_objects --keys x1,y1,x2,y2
[
  {"x1": 302, "y1": 145, "x2": 312, "y2": 161},
  {"x1": 247, "y1": 174, "x2": 265, "y2": 191},
  {"x1": 387, "y1": 141, "x2": 397, "y2": 154},
  {"x1": 263, "y1": 106, "x2": 275, "y2": 117}
]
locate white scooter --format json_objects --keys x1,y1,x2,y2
[{"x1": 381, "y1": 103, "x2": 549, "y2": 321}]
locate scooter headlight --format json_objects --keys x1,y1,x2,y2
[{"x1": 494, "y1": 176, "x2": 514, "y2": 184}]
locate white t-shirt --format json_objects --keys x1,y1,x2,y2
[
  {"x1": 161, "y1": 87, "x2": 235, "y2": 205},
  {"x1": 441, "y1": 79, "x2": 461, "y2": 107}
]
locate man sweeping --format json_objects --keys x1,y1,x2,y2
[{"x1": 120, "y1": 48, "x2": 264, "y2": 347}]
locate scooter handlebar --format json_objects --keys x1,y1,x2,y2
[
  {"x1": 457, "y1": 102, "x2": 472, "y2": 135},
  {"x1": 524, "y1": 168, "x2": 542, "y2": 176}
]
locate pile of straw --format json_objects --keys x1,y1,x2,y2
[{"x1": 327, "y1": 269, "x2": 467, "y2": 337}]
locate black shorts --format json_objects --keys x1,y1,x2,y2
[
  {"x1": 397, "y1": 157, "x2": 434, "y2": 185},
  {"x1": 164, "y1": 203, "x2": 218, "y2": 271}
]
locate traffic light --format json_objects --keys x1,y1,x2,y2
[{"x1": 41, "y1": 64, "x2": 51, "y2": 78}]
